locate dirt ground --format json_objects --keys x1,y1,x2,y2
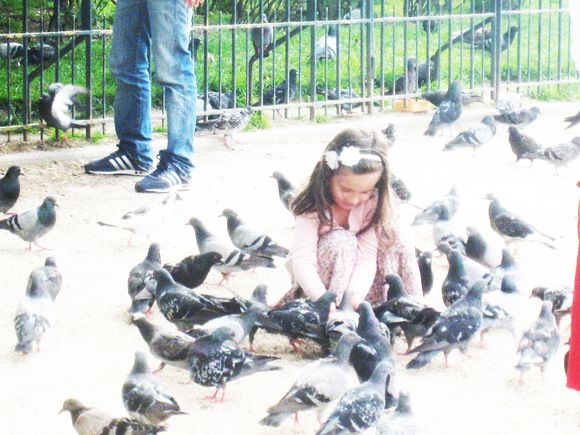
[{"x1": 1, "y1": 99, "x2": 579, "y2": 435}]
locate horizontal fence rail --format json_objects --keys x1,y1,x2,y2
[{"x1": 0, "y1": 0, "x2": 578, "y2": 143}]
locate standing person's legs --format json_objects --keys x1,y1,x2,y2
[
  {"x1": 135, "y1": 0, "x2": 197, "y2": 193},
  {"x1": 85, "y1": 0, "x2": 153, "y2": 174}
]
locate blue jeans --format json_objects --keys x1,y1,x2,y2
[{"x1": 109, "y1": 0, "x2": 196, "y2": 172}]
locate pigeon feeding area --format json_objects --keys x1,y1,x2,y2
[{"x1": 1, "y1": 98, "x2": 579, "y2": 435}]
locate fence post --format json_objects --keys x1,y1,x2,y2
[
  {"x1": 308, "y1": 0, "x2": 317, "y2": 121},
  {"x1": 365, "y1": 0, "x2": 374, "y2": 114},
  {"x1": 81, "y1": 0, "x2": 92, "y2": 139},
  {"x1": 492, "y1": 0, "x2": 502, "y2": 101}
]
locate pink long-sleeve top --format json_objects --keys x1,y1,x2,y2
[{"x1": 292, "y1": 195, "x2": 379, "y2": 300}]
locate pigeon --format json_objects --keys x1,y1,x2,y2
[
  {"x1": 198, "y1": 90, "x2": 235, "y2": 110},
  {"x1": 350, "y1": 302, "x2": 395, "y2": 388},
  {"x1": 486, "y1": 194, "x2": 556, "y2": 248},
  {"x1": 153, "y1": 268, "x2": 228, "y2": 330},
  {"x1": 25, "y1": 256, "x2": 62, "y2": 301},
  {"x1": 98, "y1": 192, "x2": 181, "y2": 246},
  {"x1": 39, "y1": 83, "x2": 87, "y2": 132},
  {"x1": 315, "y1": 361, "x2": 394, "y2": 435},
  {"x1": 0, "y1": 196, "x2": 57, "y2": 249},
  {"x1": 325, "y1": 290, "x2": 360, "y2": 351},
  {"x1": 485, "y1": 248, "x2": 523, "y2": 295},
  {"x1": 386, "y1": 58, "x2": 417, "y2": 95},
  {"x1": 188, "y1": 217, "x2": 275, "y2": 283},
  {"x1": 390, "y1": 174, "x2": 412, "y2": 203},
  {"x1": 412, "y1": 186, "x2": 460, "y2": 225},
  {"x1": 122, "y1": 351, "x2": 186, "y2": 425},
  {"x1": 220, "y1": 208, "x2": 289, "y2": 258},
  {"x1": 271, "y1": 171, "x2": 296, "y2": 211},
  {"x1": 417, "y1": 54, "x2": 440, "y2": 87},
  {"x1": 423, "y1": 81, "x2": 463, "y2": 136},
  {"x1": 195, "y1": 107, "x2": 254, "y2": 147},
  {"x1": 60, "y1": 398, "x2": 166, "y2": 435},
  {"x1": 128, "y1": 243, "x2": 162, "y2": 314},
  {"x1": 262, "y1": 69, "x2": 299, "y2": 106},
  {"x1": 191, "y1": 37, "x2": 215, "y2": 63},
  {"x1": 443, "y1": 116, "x2": 496, "y2": 154},
  {"x1": 315, "y1": 25, "x2": 338, "y2": 61},
  {"x1": 416, "y1": 249, "x2": 434, "y2": 296},
  {"x1": 465, "y1": 26, "x2": 519, "y2": 53},
  {"x1": 343, "y1": 8, "x2": 362, "y2": 20},
  {"x1": 507, "y1": 126, "x2": 542, "y2": 164},
  {"x1": 257, "y1": 292, "x2": 336, "y2": 351},
  {"x1": 187, "y1": 327, "x2": 280, "y2": 401},
  {"x1": 14, "y1": 274, "x2": 53, "y2": 353},
  {"x1": 374, "y1": 274, "x2": 440, "y2": 351},
  {"x1": 563, "y1": 110, "x2": 580, "y2": 129},
  {"x1": 495, "y1": 92, "x2": 522, "y2": 114},
  {"x1": 316, "y1": 85, "x2": 362, "y2": 113},
  {"x1": 0, "y1": 42, "x2": 25, "y2": 63},
  {"x1": 407, "y1": 280, "x2": 485, "y2": 369},
  {"x1": 163, "y1": 252, "x2": 223, "y2": 289},
  {"x1": 494, "y1": 106, "x2": 540, "y2": 128},
  {"x1": 0, "y1": 166, "x2": 22, "y2": 215},
  {"x1": 131, "y1": 315, "x2": 195, "y2": 372},
  {"x1": 440, "y1": 248, "x2": 474, "y2": 307},
  {"x1": 27, "y1": 43, "x2": 57, "y2": 65},
  {"x1": 428, "y1": 204, "x2": 466, "y2": 247},
  {"x1": 530, "y1": 286, "x2": 573, "y2": 326},
  {"x1": 251, "y1": 14, "x2": 273, "y2": 57},
  {"x1": 260, "y1": 332, "x2": 362, "y2": 427},
  {"x1": 465, "y1": 226, "x2": 504, "y2": 269},
  {"x1": 382, "y1": 123, "x2": 396, "y2": 147},
  {"x1": 375, "y1": 390, "x2": 419, "y2": 435},
  {"x1": 437, "y1": 241, "x2": 489, "y2": 286},
  {"x1": 522, "y1": 138, "x2": 580, "y2": 172},
  {"x1": 515, "y1": 301, "x2": 560, "y2": 380},
  {"x1": 422, "y1": 90, "x2": 483, "y2": 107}
]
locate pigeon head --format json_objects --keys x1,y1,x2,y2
[
  {"x1": 289, "y1": 69, "x2": 298, "y2": 85},
  {"x1": 251, "y1": 283, "x2": 268, "y2": 306},
  {"x1": 260, "y1": 13, "x2": 268, "y2": 22},
  {"x1": 41, "y1": 196, "x2": 58, "y2": 210},
  {"x1": 396, "y1": 390, "x2": 413, "y2": 414},
  {"x1": 530, "y1": 286, "x2": 547, "y2": 300},
  {"x1": 146, "y1": 243, "x2": 162, "y2": 263},
  {"x1": 406, "y1": 58, "x2": 417, "y2": 72},
  {"x1": 506, "y1": 26, "x2": 519, "y2": 41},
  {"x1": 220, "y1": 208, "x2": 239, "y2": 220},
  {"x1": 484, "y1": 192, "x2": 498, "y2": 202},
  {"x1": 435, "y1": 240, "x2": 452, "y2": 256},
  {"x1": 384, "y1": 274, "x2": 406, "y2": 300},
  {"x1": 499, "y1": 248, "x2": 516, "y2": 268},
  {"x1": 188, "y1": 217, "x2": 210, "y2": 244},
  {"x1": 356, "y1": 301, "x2": 382, "y2": 333},
  {"x1": 26, "y1": 271, "x2": 49, "y2": 298},
  {"x1": 314, "y1": 291, "x2": 337, "y2": 321},
  {"x1": 59, "y1": 398, "x2": 89, "y2": 416},
  {"x1": 48, "y1": 82, "x2": 64, "y2": 95},
  {"x1": 529, "y1": 106, "x2": 541, "y2": 116},
  {"x1": 130, "y1": 351, "x2": 151, "y2": 375},
  {"x1": 211, "y1": 326, "x2": 237, "y2": 343},
  {"x1": 571, "y1": 137, "x2": 580, "y2": 146},
  {"x1": 130, "y1": 314, "x2": 155, "y2": 343},
  {"x1": 270, "y1": 171, "x2": 293, "y2": 189},
  {"x1": 4, "y1": 165, "x2": 22, "y2": 179},
  {"x1": 333, "y1": 331, "x2": 363, "y2": 362},
  {"x1": 328, "y1": 24, "x2": 338, "y2": 37},
  {"x1": 153, "y1": 269, "x2": 175, "y2": 294},
  {"x1": 44, "y1": 256, "x2": 57, "y2": 267},
  {"x1": 448, "y1": 249, "x2": 466, "y2": 275},
  {"x1": 481, "y1": 115, "x2": 495, "y2": 128},
  {"x1": 447, "y1": 81, "x2": 462, "y2": 102}
]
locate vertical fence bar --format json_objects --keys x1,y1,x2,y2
[
  {"x1": 323, "y1": 9, "x2": 328, "y2": 116},
  {"x1": 447, "y1": 0, "x2": 452, "y2": 83},
  {"x1": 203, "y1": 2, "x2": 209, "y2": 112},
  {"x1": 218, "y1": 13, "x2": 223, "y2": 108},
  {"x1": 526, "y1": 0, "x2": 531, "y2": 90},
  {"x1": 82, "y1": 0, "x2": 92, "y2": 138},
  {"x1": 308, "y1": 0, "x2": 317, "y2": 121},
  {"x1": 426, "y1": 0, "x2": 432, "y2": 91},
  {"x1": 517, "y1": 1, "x2": 522, "y2": 86},
  {"x1": 505, "y1": 0, "x2": 511, "y2": 82},
  {"x1": 379, "y1": 0, "x2": 385, "y2": 109},
  {"x1": 298, "y1": 9, "x2": 303, "y2": 118},
  {"x1": 22, "y1": 0, "x2": 29, "y2": 141},
  {"x1": 403, "y1": 0, "x2": 409, "y2": 98},
  {"x1": 231, "y1": 0, "x2": 237, "y2": 108},
  {"x1": 547, "y1": 1, "x2": 552, "y2": 86},
  {"x1": 71, "y1": 12, "x2": 76, "y2": 137},
  {"x1": 537, "y1": 0, "x2": 543, "y2": 94},
  {"x1": 493, "y1": 0, "x2": 502, "y2": 100},
  {"x1": 391, "y1": 3, "x2": 395, "y2": 99},
  {"x1": 469, "y1": 0, "x2": 474, "y2": 89},
  {"x1": 7, "y1": 17, "x2": 12, "y2": 143},
  {"x1": 39, "y1": 4, "x2": 45, "y2": 141},
  {"x1": 365, "y1": 0, "x2": 373, "y2": 113},
  {"x1": 567, "y1": 6, "x2": 571, "y2": 79},
  {"x1": 436, "y1": 2, "x2": 441, "y2": 88},
  {"x1": 557, "y1": 0, "x2": 562, "y2": 87},
  {"x1": 336, "y1": 2, "x2": 342, "y2": 114},
  {"x1": 285, "y1": 0, "x2": 290, "y2": 118},
  {"x1": 245, "y1": 12, "x2": 250, "y2": 106},
  {"x1": 102, "y1": 17, "x2": 107, "y2": 134},
  {"x1": 459, "y1": 2, "x2": 464, "y2": 84}
]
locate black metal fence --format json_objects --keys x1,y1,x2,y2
[{"x1": 0, "y1": 0, "x2": 577, "y2": 143}]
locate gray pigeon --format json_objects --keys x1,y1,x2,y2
[
  {"x1": 195, "y1": 107, "x2": 254, "y2": 148},
  {"x1": 131, "y1": 315, "x2": 195, "y2": 372},
  {"x1": 271, "y1": 171, "x2": 296, "y2": 211},
  {"x1": 443, "y1": 116, "x2": 496, "y2": 154},
  {"x1": 440, "y1": 248, "x2": 471, "y2": 307},
  {"x1": 315, "y1": 25, "x2": 338, "y2": 61},
  {"x1": 260, "y1": 332, "x2": 362, "y2": 427},
  {"x1": 325, "y1": 290, "x2": 360, "y2": 351},
  {"x1": 0, "y1": 166, "x2": 22, "y2": 214},
  {"x1": 187, "y1": 327, "x2": 280, "y2": 402},
  {"x1": 14, "y1": 273, "x2": 53, "y2": 354},
  {"x1": 486, "y1": 194, "x2": 556, "y2": 248},
  {"x1": 220, "y1": 208, "x2": 289, "y2": 258},
  {"x1": 515, "y1": 301, "x2": 560, "y2": 380},
  {"x1": 316, "y1": 85, "x2": 362, "y2": 114},
  {"x1": 122, "y1": 351, "x2": 186, "y2": 425},
  {"x1": 251, "y1": 14, "x2": 273, "y2": 57},
  {"x1": 387, "y1": 58, "x2": 417, "y2": 95},
  {"x1": 39, "y1": 83, "x2": 88, "y2": 131},
  {"x1": 423, "y1": 81, "x2": 462, "y2": 136},
  {"x1": 0, "y1": 42, "x2": 25, "y2": 63},
  {"x1": 437, "y1": 241, "x2": 489, "y2": 287},
  {"x1": 494, "y1": 106, "x2": 540, "y2": 128},
  {"x1": 188, "y1": 217, "x2": 275, "y2": 283},
  {"x1": 375, "y1": 390, "x2": 419, "y2": 435},
  {"x1": 563, "y1": 110, "x2": 580, "y2": 129},
  {"x1": 412, "y1": 187, "x2": 460, "y2": 226},
  {"x1": 407, "y1": 280, "x2": 485, "y2": 369},
  {"x1": 25, "y1": 257, "x2": 62, "y2": 301},
  {"x1": 465, "y1": 226, "x2": 504, "y2": 269},
  {"x1": 522, "y1": 138, "x2": 580, "y2": 172},
  {"x1": 0, "y1": 196, "x2": 57, "y2": 249},
  {"x1": 128, "y1": 243, "x2": 162, "y2": 314},
  {"x1": 315, "y1": 361, "x2": 393, "y2": 435},
  {"x1": 508, "y1": 126, "x2": 542, "y2": 164},
  {"x1": 60, "y1": 398, "x2": 166, "y2": 435},
  {"x1": 382, "y1": 123, "x2": 396, "y2": 147}
]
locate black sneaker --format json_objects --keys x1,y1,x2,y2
[
  {"x1": 84, "y1": 150, "x2": 151, "y2": 175},
  {"x1": 134, "y1": 162, "x2": 190, "y2": 193}
]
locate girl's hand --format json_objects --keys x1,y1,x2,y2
[
  {"x1": 351, "y1": 293, "x2": 363, "y2": 310},
  {"x1": 185, "y1": 0, "x2": 205, "y2": 8}
]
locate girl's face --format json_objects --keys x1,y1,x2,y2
[{"x1": 330, "y1": 168, "x2": 382, "y2": 211}]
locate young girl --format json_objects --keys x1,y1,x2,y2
[{"x1": 278, "y1": 128, "x2": 421, "y2": 309}]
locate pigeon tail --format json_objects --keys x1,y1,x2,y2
[
  {"x1": 259, "y1": 411, "x2": 292, "y2": 427},
  {"x1": 14, "y1": 341, "x2": 33, "y2": 354},
  {"x1": 406, "y1": 350, "x2": 439, "y2": 369},
  {"x1": 239, "y1": 354, "x2": 281, "y2": 378}
]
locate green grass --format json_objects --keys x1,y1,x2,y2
[
  {"x1": 0, "y1": 0, "x2": 578, "y2": 131},
  {"x1": 244, "y1": 111, "x2": 271, "y2": 130}
]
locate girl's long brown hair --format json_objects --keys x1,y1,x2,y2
[{"x1": 291, "y1": 128, "x2": 392, "y2": 238}]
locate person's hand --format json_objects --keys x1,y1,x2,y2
[
  {"x1": 185, "y1": 0, "x2": 205, "y2": 8},
  {"x1": 351, "y1": 293, "x2": 363, "y2": 311}
]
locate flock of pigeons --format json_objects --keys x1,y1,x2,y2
[{"x1": 1, "y1": 94, "x2": 576, "y2": 433}]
